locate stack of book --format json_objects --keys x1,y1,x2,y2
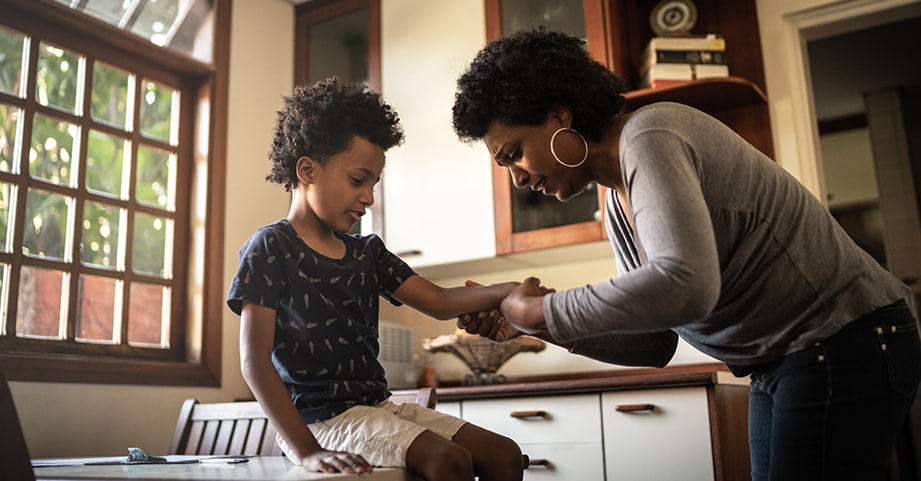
[{"x1": 639, "y1": 34, "x2": 728, "y2": 88}]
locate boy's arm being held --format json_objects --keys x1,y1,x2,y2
[
  {"x1": 391, "y1": 275, "x2": 519, "y2": 320},
  {"x1": 239, "y1": 302, "x2": 371, "y2": 474}
]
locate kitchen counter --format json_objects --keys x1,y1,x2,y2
[{"x1": 434, "y1": 362, "x2": 747, "y2": 401}]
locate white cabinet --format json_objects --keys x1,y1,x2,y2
[
  {"x1": 379, "y1": 0, "x2": 496, "y2": 268},
  {"x1": 601, "y1": 387, "x2": 714, "y2": 481},
  {"x1": 440, "y1": 378, "x2": 751, "y2": 481},
  {"x1": 459, "y1": 394, "x2": 605, "y2": 481}
]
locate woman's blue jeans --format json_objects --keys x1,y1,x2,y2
[{"x1": 746, "y1": 300, "x2": 921, "y2": 481}]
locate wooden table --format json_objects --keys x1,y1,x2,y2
[{"x1": 32, "y1": 456, "x2": 415, "y2": 480}]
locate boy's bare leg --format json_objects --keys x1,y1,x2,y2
[
  {"x1": 404, "y1": 430, "x2": 474, "y2": 481},
  {"x1": 405, "y1": 424, "x2": 523, "y2": 481},
  {"x1": 452, "y1": 423, "x2": 523, "y2": 481}
]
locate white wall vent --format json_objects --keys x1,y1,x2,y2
[{"x1": 378, "y1": 321, "x2": 416, "y2": 388}]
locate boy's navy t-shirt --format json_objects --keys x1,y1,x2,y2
[{"x1": 227, "y1": 219, "x2": 416, "y2": 423}]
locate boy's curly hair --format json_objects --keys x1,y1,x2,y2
[
  {"x1": 452, "y1": 28, "x2": 626, "y2": 143},
  {"x1": 266, "y1": 78, "x2": 404, "y2": 191}
]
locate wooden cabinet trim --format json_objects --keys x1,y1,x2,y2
[{"x1": 436, "y1": 366, "x2": 733, "y2": 401}]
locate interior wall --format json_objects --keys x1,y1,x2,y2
[
  {"x1": 9, "y1": 0, "x2": 295, "y2": 458},
  {"x1": 820, "y1": 128, "x2": 878, "y2": 208},
  {"x1": 756, "y1": 0, "x2": 921, "y2": 199}
]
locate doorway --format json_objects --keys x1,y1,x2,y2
[
  {"x1": 807, "y1": 10, "x2": 921, "y2": 481},
  {"x1": 809, "y1": 14, "x2": 921, "y2": 305}
]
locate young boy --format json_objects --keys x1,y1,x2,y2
[{"x1": 226, "y1": 79, "x2": 523, "y2": 481}]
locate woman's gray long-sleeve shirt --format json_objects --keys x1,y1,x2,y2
[{"x1": 544, "y1": 102, "x2": 909, "y2": 368}]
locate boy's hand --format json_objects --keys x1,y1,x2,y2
[{"x1": 301, "y1": 450, "x2": 372, "y2": 474}]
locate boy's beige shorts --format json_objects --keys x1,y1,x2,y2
[{"x1": 276, "y1": 398, "x2": 466, "y2": 467}]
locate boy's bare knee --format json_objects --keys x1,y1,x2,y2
[
  {"x1": 406, "y1": 432, "x2": 474, "y2": 481},
  {"x1": 450, "y1": 423, "x2": 524, "y2": 480},
  {"x1": 474, "y1": 434, "x2": 523, "y2": 480}
]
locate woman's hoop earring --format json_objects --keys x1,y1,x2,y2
[{"x1": 550, "y1": 127, "x2": 588, "y2": 168}]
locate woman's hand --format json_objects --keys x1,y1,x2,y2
[
  {"x1": 301, "y1": 450, "x2": 372, "y2": 474},
  {"x1": 457, "y1": 308, "x2": 522, "y2": 342},
  {"x1": 457, "y1": 279, "x2": 522, "y2": 341},
  {"x1": 458, "y1": 278, "x2": 554, "y2": 339},
  {"x1": 500, "y1": 277, "x2": 549, "y2": 334}
]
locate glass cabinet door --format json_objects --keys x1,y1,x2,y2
[
  {"x1": 486, "y1": 0, "x2": 609, "y2": 253},
  {"x1": 500, "y1": 0, "x2": 586, "y2": 38},
  {"x1": 295, "y1": 1, "x2": 381, "y2": 235},
  {"x1": 304, "y1": 9, "x2": 369, "y2": 86}
]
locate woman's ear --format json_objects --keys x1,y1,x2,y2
[
  {"x1": 549, "y1": 108, "x2": 573, "y2": 128},
  {"x1": 295, "y1": 156, "x2": 316, "y2": 184}
]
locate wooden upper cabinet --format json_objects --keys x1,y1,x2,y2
[
  {"x1": 486, "y1": 0, "x2": 773, "y2": 255},
  {"x1": 486, "y1": 0, "x2": 612, "y2": 255}
]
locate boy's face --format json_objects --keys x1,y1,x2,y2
[{"x1": 303, "y1": 136, "x2": 385, "y2": 234}]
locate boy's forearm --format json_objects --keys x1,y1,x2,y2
[
  {"x1": 394, "y1": 276, "x2": 516, "y2": 320},
  {"x1": 429, "y1": 283, "x2": 517, "y2": 320}
]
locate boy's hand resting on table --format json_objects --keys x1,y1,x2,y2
[
  {"x1": 302, "y1": 450, "x2": 372, "y2": 474},
  {"x1": 457, "y1": 278, "x2": 555, "y2": 341}
]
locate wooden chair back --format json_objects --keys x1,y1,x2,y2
[
  {"x1": 168, "y1": 399, "x2": 282, "y2": 456},
  {"x1": 168, "y1": 388, "x2": 436, "y2": 457},
  {"x1": 0, "y1": 372, "x2": 36, "y2": 481}
]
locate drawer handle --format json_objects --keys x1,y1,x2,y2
[
  {"x1": 528, "y1": 458, "x2": 551, "y2": 468},
  {"x1": 510, "y1": 410, "x2": 548, "y2": 419},
  {"x1": 615, "y1": 403, "x2": 656, "y2": 413}
]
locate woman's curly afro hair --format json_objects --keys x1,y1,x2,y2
[
  {"x1": 266, "y1": 78, "x2": 404, "y2": 191},
  {"x1": 453, "y1": 28, "x2": 626, "y2": 144}
]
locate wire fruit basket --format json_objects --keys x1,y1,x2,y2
[{"x1": 422, "y1": 334, "x2": 545, "y2": 385}]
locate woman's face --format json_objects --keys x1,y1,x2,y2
[{"x1": 483, "y1": 116, "x2": 594, "y2": 202}]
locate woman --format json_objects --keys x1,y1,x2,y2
[{"x1": 452, "y1": 28, "x2": 920, "y2": 481}]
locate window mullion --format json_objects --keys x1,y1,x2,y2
[
  {"x1": 119, "y1": 73, "x2": 144, "y2": 347},
  {"x1": 64, "y1": 55, "x2": 95, "y2": 343},
  {"x1": 118, "y1": 0, "x2": 149, "y2": 31}
]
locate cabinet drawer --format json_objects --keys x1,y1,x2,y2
[
  {"x1": 521, "y1": 442, "x2": 604, "y2": 481},
  {"x1": 601, "y1": 387, "x2": 714, "y2": 481},
  {"x1": 461, "y1": 394, "x2": 601, "y2": 444}
]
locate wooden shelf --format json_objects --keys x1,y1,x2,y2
[{"x1": 624, "y1": 76, "x2": 768, "y2": 115}]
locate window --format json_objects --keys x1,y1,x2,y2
[
  {"x1": 0, "y1": 0, "x2": 228, "y2": 385},
  {"x1": 51, "y1": 0, "x2": 215, "y2": 64}
]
